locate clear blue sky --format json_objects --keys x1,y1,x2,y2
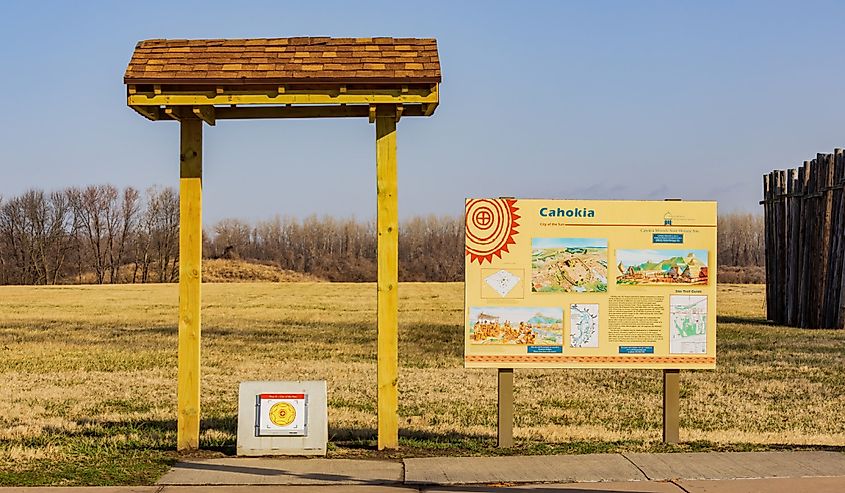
[{"x1": 1, "y1": 1, "x2": 843, "y2": 224}]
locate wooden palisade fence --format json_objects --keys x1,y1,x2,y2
[{"x1": 762, "y1": 148, "x2": 845, "y2": 328}]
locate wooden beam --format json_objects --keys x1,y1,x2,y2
[
  {"x1": 132, "y1": 105, "x2": 430, "y2": 122},
  {"x1": 215, "y1": 105, "x2": 417, "y2": 119},
  {"x1": 369, "y1": 105, "x2": 377, "y2": 124},
  {"x1": 423, "y1": 85, "x2": 439, "y2": 116},
  {"x1": 165, "y1": 107, "x2": 181, "y2": 121},
  {"x1": 375, "y1": 105, "x2": 399, "y2": 450},
  {"x1": 395, "y1": 105, "x2": 404, "y2": 123},
  {"x1": 128, "y1": 84, "x2": 439, "y2": 107},
  {"x1": 192, "y1": 106, "x2": 216, "y2": 126},
  {"x1": 177, "y1": 118, "x2": 203, "y2": 452},
  {"x1": 130, "y1": 105, "x2": 162, "y2": 121}
]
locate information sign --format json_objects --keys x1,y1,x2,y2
[{"x1": 464, "y1": 199, "x2": 717, "y2": 369}]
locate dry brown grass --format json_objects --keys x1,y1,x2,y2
[{"x1": 0, "y1": 282, "x2": 843, "y2": 485}]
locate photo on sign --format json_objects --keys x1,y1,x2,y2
[
  {"x1": 615, "y1": 249, "x2": 708, "y2": 285},
  {"x1": 469, "y1": 306, "x2": 563, "y2": 345},
  {"x1": 531, "y1": 238, "x2": 608, "y2": 293},
  {"x1": 669, "y1": 295, "x2": 707, "y2": 354},
  {"x1": 569, "y1": 303, "x2": 599, "y2": 348}
]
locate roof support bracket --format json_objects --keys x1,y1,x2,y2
[
  {"x1": 130, "y1": 105, "x2": 161, "y2": 121},
  {"x1": 192, "y1": 106, "x2": 216, "y2": 126}
]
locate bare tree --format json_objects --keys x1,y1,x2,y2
[{"x1": 144, "y1": 187, "x2": 180, "y2": 282}]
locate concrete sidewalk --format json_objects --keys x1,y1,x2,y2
[
  {"x1": 155, "y1": 451, "x2": 845, "y2": 486},
  {"x1": 2, "y1": 451, "x2": 845, "y2": 492},
  {"x1": 6, "y1": 478, "x2": 845, "y2": 492}
]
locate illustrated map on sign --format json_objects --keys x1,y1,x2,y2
[
  {"x1": 484, "y1": 269, "x2": 521, "y2": 297},
  {"x1": 570, "y1": 303, "x2": 599, "y2": 348},
  {"x1": 669, "y1": 295, "x2": 707, "y2": 354}
]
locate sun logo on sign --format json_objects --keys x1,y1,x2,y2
[
  {"x1": 269, "y1": 402, "x2": 296, "y2": 427},
  {"x1": 465, "y1": 198, "x2": 520, "y2": 264}
]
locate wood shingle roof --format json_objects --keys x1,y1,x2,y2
[{"x1": 124, "y1": 37, "x2": 441, "y2": 85}]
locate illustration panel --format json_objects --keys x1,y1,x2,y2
[
  {"x1": 616, "y1": 249, "x2": 708, "y2": 285},
  {"x1": 481, "y1": 268, "x2": 524, "y2": 299},
  {"x1": 569, "y1": 303, "x2": 599, "y2": 348},
  {"x1": 469, "y1": 306, "x2": 563, "y2": 345},
  {"x1": 670, "y1": 295, "x2": 707, "y2": 354},
  {"x1": 531, "y1": 238, "x2": 608, "y2": 293}
]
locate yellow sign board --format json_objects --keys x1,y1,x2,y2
[{"x1": 464, "y1": 199, "x2": 717, "y2": 369}]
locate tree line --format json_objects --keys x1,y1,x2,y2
[
  {"x1": 0, "y1": 185, "x2": 179, "y2": 285},
  {"x1": 0, "y1": 185, "x2": 764, "y2": 285}
]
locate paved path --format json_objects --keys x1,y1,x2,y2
[
  {"x1": 3, "y1": 451, "x2": 845, "y2": 492},
  {"x1": 404, "y1": 454, "x2": 647, "y2": 485},
  {"x1": 155, "y1": 451, "x2": 845, "y2": 486},
  {"x1": 6, "y1": 479, "x2": 845, "y2": 492},
  {"x1": 157, "y1": 458, "x2": 403, "y2": 486},
  {"x1": 622, "y1": 450, "x2": 845, "y2": 481}
]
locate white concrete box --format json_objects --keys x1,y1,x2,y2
[{"x1": 237, "y1": 380, "x2": 327, "y2": 456}]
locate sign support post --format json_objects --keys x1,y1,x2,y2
[
  {"x1": 177, "y1": 116, "x2": 203, "y2": 451},
  {"x1": 662, "y1": 369, "x2": 680, "y2": 443},
  {"x1": 375, "y1": 105, "x2": 399, "y2": 450},
  {"x1": 497, "y1": 368, "x2": 514, "y2": 447}
]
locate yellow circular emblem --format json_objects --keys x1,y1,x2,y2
[{"x1": 268, "y1": 401, "x2": 296, "y2": 427}]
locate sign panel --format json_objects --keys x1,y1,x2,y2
[
  {"x1": 464, "y1": 199, "x2": 717, "y2": 369},
  {"x1": 256, "y1": 393, "x2": 308, "y2": 436}
]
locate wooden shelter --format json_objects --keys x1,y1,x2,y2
[{"x1": 123, "y1": 36, "x2": 441, "y2": 451}]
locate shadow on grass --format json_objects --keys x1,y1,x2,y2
[
  {"x1": 68, "y1": 416, "x2": 236, "y2": 455},
  {"x1": 716, "y1": 315, "x2": 773, "y2": 326},
  {"x1": 66, "y1": 418, "x2": 845, "y2": 459},
  {"x1": 330, "y1": 426, "x2": 494, "y2": 448}
]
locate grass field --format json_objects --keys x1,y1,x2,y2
[{"x1": 0, "y1": 282, "x2": 843, "y2": 485}]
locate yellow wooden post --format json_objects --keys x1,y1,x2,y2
[
  {"x1": 375, "y1": 105, "x2": 399, "y2": 450},
  {"x1": 177, "y1": 117, "x2": 203, "y2": 451}
]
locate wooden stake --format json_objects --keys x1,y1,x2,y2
[
  {"x1": 375, "y1": 106, "x2": 399, "y2": 450},
  {"x1": 497, "y1": 368, "x2": 514, "y2": 448},
  {"x1": 177, "y1": 118, "x2": 203, "y2": 451},
  {"x1": 662, "y1": 369, "x2": 680, "y2": 444}
]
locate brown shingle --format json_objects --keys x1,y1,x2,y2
[{"x1": 124, "y1": 37, "x2": 440, "y2": 84}]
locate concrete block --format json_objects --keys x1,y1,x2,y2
[{"x1": 237, "y1": 381, "x2": 327, "y2": 456}]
